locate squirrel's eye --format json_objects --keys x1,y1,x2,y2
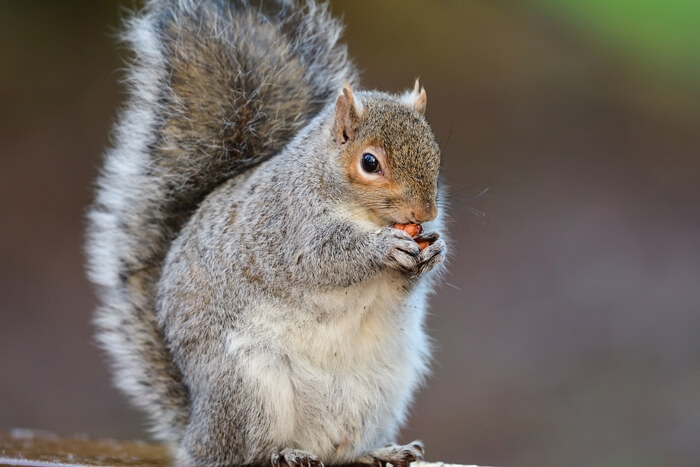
[{"x1": 361, "y1": 153, "x2": 380, "y2": 173}]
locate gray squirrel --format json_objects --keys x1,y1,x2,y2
[{"x1": 86, "y1": 0, "x2": 447, "y2": 465}]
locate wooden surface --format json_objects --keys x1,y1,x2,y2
[
  {"x1": 0, "y1": 430, "x2": 483, "y2": 467},
  {"x1": 0, "y1": 430, "x2": 170, "y2": 467}
]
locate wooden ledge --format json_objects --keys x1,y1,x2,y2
[
  {"x1": 0, "y1": 430, "x2": 485, "y2": 467},
  {"x1": 1, "y1": 430, "x2": 169, "y2": 467}
]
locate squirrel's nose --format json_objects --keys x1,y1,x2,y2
[{"x1": 410, "y1": 202, "x2": 437, "y2": 223}]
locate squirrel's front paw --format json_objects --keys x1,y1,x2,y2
[
  {"x1": 383, "y1": 228, "x2": 421, "y2": 272},
  {"x1": 413, "y1": 236, "x2": 446, "y2": 276}
]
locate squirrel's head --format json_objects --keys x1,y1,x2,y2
[{"x1": 333, "y1": 81, "x2": 441, "y2": 225}]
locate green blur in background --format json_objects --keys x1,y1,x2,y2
[{"x1": 534, "y1": 0, "x2": 700, "y2": 79}]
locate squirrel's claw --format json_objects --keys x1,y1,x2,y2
[
  {"x1": 413, "y1": 231, "x2": 440, "y2": 244},
  {"x1": 271, "y1": 448, "x2": 323, "y2": 467},
  {"x1": 414, "y1": 238, "x2": 446, "y2": 276},
  {"x1": 355, "y1": 440, "x2": 425, "y2": 467}
]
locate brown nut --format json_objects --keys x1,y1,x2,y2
[
  {"x1": 416, "y1": 240, "x2": 430, "y2": 251},
  {"x1": 394, "y1": 223, "x2": 422, "y2": 238},
  {"x1": 416, "y1": 242, "x2": 430, "y2": 251}
]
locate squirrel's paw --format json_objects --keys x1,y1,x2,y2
[
  {"x1": 383, "y1": 228, "x2": 421, "y2": 272},
  {"x1": 413, "y1": 235, "x2": 446, "y2": 276},
  {"x1": 271, "y1": 448, "x2": 323, "y2": 467},
  {"x1": 354, "y1": 440, "x2": 425, "y2": 467}
]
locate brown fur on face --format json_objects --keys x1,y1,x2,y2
[{"x1": 337, "y1": 89, "x2": 441, "y2": 225}]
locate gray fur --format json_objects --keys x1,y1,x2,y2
[
  {"x1": 86, "y1": 1, "x2": 447, "y2": 465},
  {"x1": 158, "y1": 95, "x2": 446, "y2": 465},
  {"x1": 86, "y1": 0, "x2": 356, "y2": 446}
]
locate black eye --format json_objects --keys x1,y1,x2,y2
[{"x1": 361, "y1": 153, "x2": 380, "y2": 173}]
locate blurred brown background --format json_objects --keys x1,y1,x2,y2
[{"x1": 1, "y1": 1, "x2": 699, "y2": 466}]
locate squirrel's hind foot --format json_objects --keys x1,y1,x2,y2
[
  {"x1": 353, "y1": 440, "x2": 425, "y2": 467},
  {"x1": 271, "y1": 448, "x2": 324, "y2": 467}
]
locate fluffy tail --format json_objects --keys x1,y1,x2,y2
[{"x1": 86, "y1": 0, "x2": 357, "y2": 444}]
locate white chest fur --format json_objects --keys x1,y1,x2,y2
[{"x1": 225, "y1": 273, "x2": 431, "y2": 462}]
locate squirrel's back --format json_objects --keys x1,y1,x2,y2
[{"x1": 86, "y1": 0, "x2": 357, "y2": 444}]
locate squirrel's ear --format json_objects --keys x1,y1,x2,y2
[
  {"x1": 402, "y1": 79, "x2": 427, "y2": 115},
  {"x1": 334, "y1": 83, "x2": 363, "y2": 144}
]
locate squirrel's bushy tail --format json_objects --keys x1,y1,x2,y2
[{"x1": 86, "y1": 0, "x2": 357, "y2": 444}]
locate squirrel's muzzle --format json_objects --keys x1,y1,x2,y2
[{"x1": 407, "y1": 202, "x2": 437, "y2": 223}]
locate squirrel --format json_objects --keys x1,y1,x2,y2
[{"x1": 86, "y1": 0, "x2": 447, "y2": 466}]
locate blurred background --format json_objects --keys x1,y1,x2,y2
[{"x1": 1, "y1": 1, "x2": 699, "y2": 466}]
